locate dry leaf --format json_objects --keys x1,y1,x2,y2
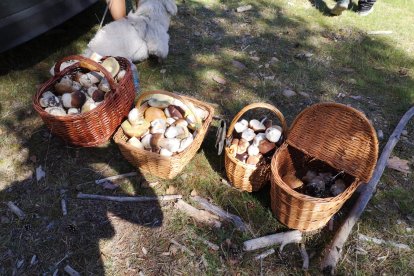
[{"x1": 387, "y1": 156, "x2": 410, "y2": 174}]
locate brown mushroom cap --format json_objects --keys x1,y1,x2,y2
[
  {"x1": 166, "y1": 105, "x2": 184, "y2": 119},
  {"x1": 144, "y1": 107, "x2": 166, "y2": 122},
  {"x1": 237, "y1": 138, "x2": 250, "y2": 154},
  {"x1": 150, "y1": 133, "x2": 163, "y2": 151},
  {"x1": 235, "y1": 152, "x2": 248, "y2": 163},
  {"x1": 258, "y1": 140, "x2": 276, "y2": 155}
]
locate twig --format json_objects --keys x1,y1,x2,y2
[
  {"x1": 321, "y1": 106, "x2": 414, "y2": 274},
  {"x1": 357, "y1": 234, "x2": 411, "y2": 251},
  {"x1": 174, "y1": 199, "x2": 221, "y2": 228},
  {"x1": 300, "y1": 243, "x2": 309, "y2": 270},
  {"x1": 77, "y1": 193, "x2": 182, "y2": 202},
  {"x1": 7, "y1": 202, "x2": 26, "y2": 220},
  {"x1": 64, "y1": 265, "x2": 80, "y2": 276},
  {"x1": 243, "y1": 230, "x2": 303, "y2": 251},
  {"x1": 191, "y1": 196, "x2": 248, "y2": 232},
  {"x1": 60, "y1": 189, "x2": 67, "y2": 216},
  {"x1": 95, "y1": 172, "x2": 138, "y2": 185},
  {"x1": 170, "y1": 239, "x2": 195, "y2": 256},
  {"x1": 367, "y1": 31, "x2": 393, "y2": 35},
  {"x1": 254, "y1": 248, "x2": 275, "y2": 260},
  {"x1": 194, "y1": 236, "x2": 219, "y2": 251}
]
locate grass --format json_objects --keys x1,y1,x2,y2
[{"x1": 0, "y1": 0, "x2": 413, "y2": 274}]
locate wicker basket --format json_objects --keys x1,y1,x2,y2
[
  {"x1": 113, "y1": 90, "x2": 214, "y2": 179},
  {"x1": 270, "y1": 103, "x2": 379, "y2": 232},
  {"x1": 33, "y1": 55, "x2": 135, "y2": 147},
  {"x1": 224, "y1": 103, "x2": 287, "y2": 192}
]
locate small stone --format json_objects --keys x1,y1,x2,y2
[
  {"x1": 212, "y1": 75, "x2": 226, "y2": 85},
  {"x1": 236, "y1": 4, "x2": 252, "y2": 12},
  {"x1": 402, "y1": 130, "x2": 408, "y2": 136},
  {"x1": 166, "y1": 185, "x2": 177, "y2": 195},
  {"x1": 377, "y1": 130, "x2": 384, "y2": 140},
  {"x1": 299, "y1": 91, "x2": 310, "y2": 97},
  {"x1": 194, "y1": 31, "x2": 201, "y2": 36},
  {"x1": 250, "y1": 56, "x2": 260, "y2": 62},
  {"x1": 36, "y1": 166, "x2": 45, "y2": 181},
  {"x1": 142, "y1": 247, "x2": 148, "y2": 255},
  {"x1": 30, "y1": 255, "x2": 38, "y2": 266},
  {"x1": 232, "y1": 60, "x2": 246, "y2": 70},
  {"x1": 282, "y1": 89, "x2": 297, "y2": 98},
  {"x1": 160, "y1": 69, "x2": 166, "y2": 74},
  {"x1": 264, "y1": 63, "x2": 270, "y2": 68},
  {"x1": 270, "y1": 57, "x2": 279, "y2": 63},
  {"x1": 348, "y1": 78, "x2": 357, "y2": 85},
  {"x1": 190, "y1": 189, "x2": 198, "y2": 196}
]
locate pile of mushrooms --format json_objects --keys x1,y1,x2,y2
[
  {"x1": 123, "y1": 94, "x2": 209, "y2": 157},
  {"x1": 282, "y1": 170, "x2": 347, "y2": 198},
  {"x1": 228, "y1": 118, "x2": 283, "y2": 166},
  {"x1": 39, "y1": 57, "x2": 126, "y2": 116}
]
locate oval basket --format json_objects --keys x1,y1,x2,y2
[
  {"x1": 224, "y1": 103, "x2": 287, "y2": 192},
  {"x1": 33, "y1": 55, "x2": 135, "y2": 147},
  {"x1": 113, "y1": 90, "x2": 214, "y2": 179},
  {"x1": 270, "y1": 103, "x2": 379, "y2": 231}
]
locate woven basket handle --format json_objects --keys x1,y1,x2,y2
[
  {"x1": 54, "y1": 55, "x2": 117, "y2": 89},
  {"x1": 226, "y1": 102, "x2": 288, "y2": 138},
  {"x1": 136, "y1": 90, "x2": 202, "y2": 129}
]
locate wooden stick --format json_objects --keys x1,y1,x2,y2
[
  {"x1": 191, "y1": 196, "x2": 248, "y2": 232},
  {"x1": 77, "y1": 193, "x2": 182, "y2": 202},
  {"x1": 300, "y1": 243, "x2": 309, "y2": 270},
  {"x1": 358, "y1": 234, "x2": 411, "y2": 251},
  {"x1": 243, "y1": 230, "x2": 303, "y2": 251},
  {"x1": 175, "y1": 199, "x2": 222, "y2": 228},
  {"x1": 367, "y1": 30, "x2": 393, "y2": 35},
  {"x1": 321, "y1": 106, "x2": 414, "y2": 274},
  {"x1": 64, "y1": 265, "x2": 80, "y2": 276},
  {"x1": 95, "y1": 172, "x2": 137, "y2": 185},
  {"x1": 194, "y1": 236, "x2": 220, "y2": 251},
  {"x1": 254, "y1": 248, "x2": 275, "y2": 260},
  {"x1": 170, "y1": 239, "x2": 195, "y2": 256},
  {"x1": 7, "y1": 201, "x2": 26, "y2": 220}
]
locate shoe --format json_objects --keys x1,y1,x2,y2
[
  {"x1": 357, "y1": 6, "x2": 374, "y2": 16},
  {"x1": 330, "y1": 1, "x2": 350, "y2": 16}
]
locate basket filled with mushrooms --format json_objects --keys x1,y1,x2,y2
[
  {"x1": 270, "y1": 103, "x2": 379, "y2": 232},
  {"x1": 113, "y1": 90, "x2": 214, "y2": 179},
  {"x1": 33, "y1": 55, "x2": 135, "y2": 147},
  {"x1": 224, "y1": 103, "x2": 288, "y2": 192}
]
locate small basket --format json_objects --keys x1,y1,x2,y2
[
  {"x1": 113, "y1": 90, "x2": 214, "y2": 179},
  {"x1": 270, "y1": 103, "x2": 379, "y2": 232},
  {"x1": 33, "y1": 55, "x2": 135, "y2": 147},
  {"x1": 224, "y1": 103, "x2": 287, "y2": 192}
]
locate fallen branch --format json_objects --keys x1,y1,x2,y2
[
  {"x1": 7, "y1": 201, "x2": 26, "y2": 220},
  {"x1": 254, "y1": 248, "x2": 275, "y2": 260},
  {"x1": 64, "y1": 265, "x2": 80, "y2": 276},
  {"x1": 191, "y1": 196, "x2": 248, "y2": 232},
  {"x1": 358, "y1": 234, "x2": 411, "y2": 251},
  {"x1": 243, "y1": 230, "x2": 303, "y2": 251},
  {"x1": 321, "y1": 106, "x2": 414, "y2": 274},
  {"x1": 194, "y1": 236, "x2": 219, "y2": 251},
  {"x1": 77, "y1": 193, "x2": 182, "y2": 202},
  {"x1": 95, "y1": 172, "x2": 138, "y2": 185},
  {"x1": 175, "y1": 199, "x2": 221, "y2": 228},
  {"x1": 170, "y1": 239, "x2": 195, "y2": 256},
  {"x1": 300, "y1": 243, "x2": 309, "y2": 270}
]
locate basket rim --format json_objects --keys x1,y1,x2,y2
[
  {"x1": 32, "y1": 56, "x2": 131, "y2": 121},
  {"x1": 271, "y1": 143, "x2": 362, "y2": 204},
  {"x1": 113, "y1": 92, "x2": 214, "y2": 159},
  {"x1": 286, "y1": 102, "x2": 378, "y2": 182}
]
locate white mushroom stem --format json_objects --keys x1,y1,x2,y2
[
  {"x1": 174, "y1": 199, "x2": 221, "y2": 228},
  {"x1": 243, "y1": 230, "x2": 303, "y2": 251}
]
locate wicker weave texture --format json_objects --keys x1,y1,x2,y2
[
  {"x1": 224, "y1": 103, "x2": 287, "y2": 192},
  {"x1": 113, "y1": 90, "x2": 214, "y2": 179},
  {"x1": 270, "y1": 103, "x2": 378, "y2": 232},
  {"x1": 33, "y1": 55, "x2": 135, "y2": 147},
  {"x1": 287, "y1": 103, "x2": 378, "y2": 182}
]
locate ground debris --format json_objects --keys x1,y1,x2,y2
[
  {"x1": 7, "y1": 201, "x2": 26, "y2": 220},
  {"x1": 212, "y1": 75, "x2": 226, "y2": 85},
  {"x1": 236, "y1": 5, "x2": 252, "y2": 12},
  {"x1": 36, "y1": 165, "x2": 45, "y2": 181},
  {"x1": 282, "y1": 88, "x2": 297, "y2": 98},
  {"x1": 387, "y1": 156, "x2": 410, "y2": 174},
  {"x1": 358, "y1": 233, "x2": 411, "y2": 251},
  {"x1": 64, "y1": 264, "x2": 80, "y2": 276}
]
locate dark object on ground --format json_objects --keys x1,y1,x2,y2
[
  {"x1": 321, "y1": 106, "x2": 414, "y2": 275},
  {"x1": 0, "y1": 0, "x2": 98, "y2": 53}
]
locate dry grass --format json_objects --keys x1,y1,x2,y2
[{"x1": 0, "y1": 0, "x2": 413, "y2": 274}]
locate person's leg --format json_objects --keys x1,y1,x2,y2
[
  {"x1": 108, "y1": 0, "x2": 126, "y2": 20},
  {"x1": 330, "y1": 0, "x2": 351, "y2": 16},
  {"x1": 357, "y1": 0, "x2": 376, "y2": 16}
]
